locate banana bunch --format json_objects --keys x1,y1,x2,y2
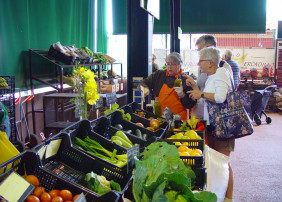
[{"x1": 0, "y1": 77, "x2": 8, "y2": 87}]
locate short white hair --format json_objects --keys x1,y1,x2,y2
[{"x1": 199, "y1": 47, "x2": 221, "y2": 65}]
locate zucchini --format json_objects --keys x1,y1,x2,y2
[
  {"x1": 114, "y1": 124, "x2": 123, "y2": 130},
  {"x1": 142, "y1": 134, "x2": 148, "y2": 140}
]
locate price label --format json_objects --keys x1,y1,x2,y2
[
  {"x1": 92, "y1": 97, "x2": 103, "y2": 110},
  {"x1": 0, "y1": 172, "x2": 34, "y2": 202},
  {"x1": 106, "y1": 92, "x2": 117, "y2": 106},
  {"x1": 163, "y1": 107, "x2": 174, "y2": 122},
  {"x1": 127, "y1": 144, "x2": 140, "y2": 173}
]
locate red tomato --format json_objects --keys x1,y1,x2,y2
[
  {"x1": 51, "y1": 196, "x2": 63, "y2": 202},
  {"x1": 60, "y1": 190, "x2": 73, "y2": 201},
  {"x1": 25, "y1": 175, "x2": 40, "y2": 187},
  {"x1": 33, "y1": 186, "x2": 45, "y2": 197},
  {"x1": 41, "y1": 192, "x2": 52, "y2": 202},
  {"x1": 26, "y1": 195, "x2": 40, "y2": 202},
  {"x1": 49, "y1": 189, "x2": 60, "y2": 198}
]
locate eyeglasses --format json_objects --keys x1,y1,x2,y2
[
  {"x1": 166, "y1": 63, "x2": 179, "y2": 67},
  {"x1": 198, "y1": 60, "x2": 212, "y2": 64}
]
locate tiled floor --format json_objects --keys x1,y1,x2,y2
[{"x1": 231, "y1": 112, "x2": 282, "y2": 202}]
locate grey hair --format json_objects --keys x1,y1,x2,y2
[
  {"x1": 225, "y1": 50, "x2": 233, "y2": 60},
  {"x1": 199, "y1": 47, "x2": 221, "y2": 66},
  {"x1": 195, "y1": 35, "x2": 217, "y2": 47},
  {"x1": 165, "y1": 52, "x2": 183, "y2": 64}
]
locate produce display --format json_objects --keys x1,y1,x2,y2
[
  {"x1": 72, "y1": 136, "x2": 128, "y2": 167},
  {"x1": 132, "y1": 142, "x2": 216, "y2": 202},
  {"x1": 0, "y1": 102, "x2": 214, "y2": 202},
  {"x1": 25, "y1": 174, "x2": 81, "y2": 202},
  {"x1": 85, "y1": 172, "x2": 121, "y2": 195}
]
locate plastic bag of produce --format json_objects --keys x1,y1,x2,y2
[
  {"x1": 205, "y1": 145, "x2": 229, "y2": 202},
  {"x1": 0, "y1": 131, "x2": 20, "y2": 165}
]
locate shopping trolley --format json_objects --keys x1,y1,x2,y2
[
  {"x1": 250, "y1": 85, "x2": 277, "y2": 125},
  {"x1": 15, "y1": 94, "x2": 39, "y2": 150}
]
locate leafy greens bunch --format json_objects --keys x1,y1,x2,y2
[{"x1": 133, "y1": 142, "x2": 217, "y2": 202}]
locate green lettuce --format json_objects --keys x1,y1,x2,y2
[{"x1": 133, "y1": 142, "x2": 217, "y2": 202}]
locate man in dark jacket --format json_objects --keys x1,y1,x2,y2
[{"x1": 223, "y1": 50, "x2": 240, "y2": 89}]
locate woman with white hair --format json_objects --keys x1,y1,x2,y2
[{"x1": 184, "y1": 47, "x2": 234, "y2": 202}]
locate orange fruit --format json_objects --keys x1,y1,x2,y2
[
  {"x1": 178, "y1": 145, "x2": 189, "y2": 152},
  {"x1": 60, "y1": 190, "x2": 73, "y2": 201},
  {"x1": 25, "y1": 175, "x2": 40, "y2": 187},
  {"x1": 179, "y1": 152, "x2": 190, "y2": 156}
]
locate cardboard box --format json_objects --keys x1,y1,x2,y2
[{"x1": 100, "y1": 84, "x2": 115, "y2": 93}]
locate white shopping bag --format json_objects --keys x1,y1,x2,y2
[{"x1": 205, "y1": 145, "x2": 230, "y2": 202}]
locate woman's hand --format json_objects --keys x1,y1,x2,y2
[
  {"x1": 182, "y1": 75, "x2": 198, "y2": 89},
  {"x1": 187, "y1": 89, "x2": 202, "y2": 101}
]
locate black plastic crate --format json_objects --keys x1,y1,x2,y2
[
  {"x1": 193, "y1": 167, "x2": 207, "y2": 190},
  {"x1": 165, "y1": 130, "x2": 205, "y2": 140},
  {"x1": 89, "y1": 116, "x2": 157, "y2": 151},
  {"x1": 61, "y1": 119, "x2": 128, "y2": 172},
  {"x1": 34, "y1": 133, "x2": 132, "y2": 199},
  {"x1": 0, "y1": 151, "x2": 118, "y2": 202},
  {"x1": 121, "y1": 102, "x2": 169, "y2": 131},
  {"x1": 107, "y1": 110, "x2": 166, "y2": 140},
  {"x1": 0, "y1": 76, "x2": 16, "y2": 143},
  {"x1": 106, "y1": 126, "x2": 157, "y2": 151},
  {"x1": 159, "y1": 139, "x2": 205, "y2": 170}
]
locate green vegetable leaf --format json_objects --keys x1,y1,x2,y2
[
  {"x1": 110, "y1": 180, "x2": 122, "y2": 192},
  {"x1": 151, "y1": 181, "x2": 168, "y2": 202},
  {"x1": 193, "y1": 191, "x2": 217, "y2": 202},
  {"x1": 112, "y1": 103, "x2": 119, "y2": 110},
  {"x1": 85, "y1": 172, "x2": 111, "y2": 195}
]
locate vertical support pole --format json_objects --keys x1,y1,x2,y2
[{"x1": 170, "y1": 0, "x2": 181, "y2": 53}]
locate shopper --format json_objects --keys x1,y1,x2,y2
[
  {"x1": 152, "y1": 54, "x2": 159, "y2": 73},
  {"x1": 184, "y1": 47, "x2": 234, "y2": 202},
  {"x1": 223, "y1": 50, "x2": 240, "y2": 89},
  {"x1": 139, "y1": 52, "x2": 196, "y2": 120},
  {"x1": 195, "y1": 35, "x2": 233, "y2": 91}
]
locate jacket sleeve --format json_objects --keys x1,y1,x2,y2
[{"x1": 181, "y1": 77, "x2": 197, "y2": 109}]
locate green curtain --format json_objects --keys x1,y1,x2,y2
[
  {"x1": 0, "y1": 0, "x2": 94, "y2": 90},
  {"x1": 97, "y1": 0, "x2": 108, "y2": 54},
  {"x1": 112, "y1": 0, "x2": 266, "y2": 34}
]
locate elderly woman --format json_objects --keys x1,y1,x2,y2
[
  {"x1": 184, "y1": 47, "x2": 234, "y2": 202},
  {"x1": 139, "y1": 52, "x2": 196, "y2": 120}
]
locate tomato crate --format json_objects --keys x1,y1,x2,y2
[
  {"x1": 159, "y1": 139, "x2": 205, "y2": 170},
  {"x1": 0, "y1": 151, "x2": 119, "y2": 202},
  {"x1": 121, "y1": 102, "x2": 169, "y2": 131},
  {"x1": 60, "y1": 119, "x2": 129, "y2": 172},
  {"x1": 33, "y1": 133, "x2": 132, "y2": 200},
  {"x1": 107, "y1": 110, "x2": 166, "y2": 139}
]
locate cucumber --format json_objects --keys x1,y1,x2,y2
[
  {"x1": 114, "y1": 124, "x2": 123, "y2": 130},
  {"x1": 125, "y1": 130, "x2": 132, "y2": 134},
  {"x1": 135, "y1": 129, "x2": 143, "y2": 139},
  {"x1": 142, "y1": 134, "x2": 148, "y2": 140}
]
